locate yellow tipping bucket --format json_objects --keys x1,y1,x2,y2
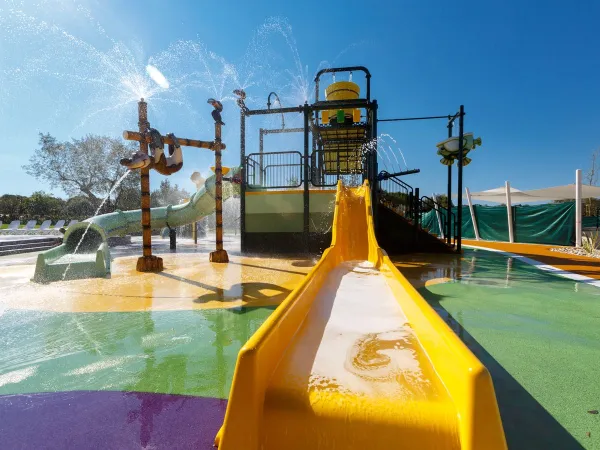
[
  {"x1": 211, "y1": 166, "x2": 231, "y2": 176},
  {"x1": 321, "y1": 81, "x2": 361, "y2": 124}
]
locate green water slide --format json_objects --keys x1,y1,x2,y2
[{"x1": 32, "y1": 168, "x2": 240, "y2": 283}]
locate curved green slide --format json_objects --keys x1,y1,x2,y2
[{"x1": 33, "y1": 168, "x2": 240, "y2": 283}]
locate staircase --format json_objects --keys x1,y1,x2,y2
[
  {"x1": 0, "y1": 237, "x2": 62, "y2": 257},
  {"x1": 376, "y1": 203, "x2": 456, "y2": 254}
]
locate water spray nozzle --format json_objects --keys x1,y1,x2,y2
[
  {"x1": 208, "y1": 98, "x2": 224, "y2": 125},
  {"x1": 233, "y1": 89, "x2": 249, "y2": 114}
]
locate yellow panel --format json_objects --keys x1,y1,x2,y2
[
  {"x1": 323, "y1": 150, "x2": 362, "y2": 173},
  {"x1": 216, "y1": 182, "x2": 507, "y2": 450}
]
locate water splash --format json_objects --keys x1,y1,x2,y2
[
  {"x1": 62, "y1": 170, "x2": 131, "y2": 280},
  {"x1": 145, "y1": 65, "x2": 170, "y2": 89},
  {"x1": 380, "y1": 134, "x2": 408, "y2": 169}
]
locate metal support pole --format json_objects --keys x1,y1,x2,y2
[
  {"x1": 433, "y1": 193, "x2": 444, "y2": 239},
  {"x1": 465, "y1": 187, "x2": 480, "y2": 240},
  {"x1": 576, "y1": 168, "x2": 582, "y2": 247},
  {"x1": 414, "y1": 188, "x2": 420, "y2": 225},
  {"x1": 259, "y1": 128, "x2": 264, "y2": 186},
  {"x1": 456, "y1": 105, "x2": 465, "y2": 252},
  {"x1": 169, "y1": 228, "x2": 176, "y2": 251},
  {"x1": 506, "y1": 180, "x2": 514, "y2": 243},
  {"x1": 446, "y1": 120, "x2": 453, "y2": 245},
  {"x1": 303, "y1": 104, "x2": 310, "y2": 249},
  {"x1": 136, "y1": 98, "x2": 163, "y2": 272},
  {"x1": 192, "y1": 221, "x2": 197, "y2": 244},
  {"x1": 240, "y1": 111, "x2": 246, "y2": 253},
  {"x1": 209, "y1": 117, "x2": 229, "y2": 263},
  {"x1": 372, "y1": 100, "x2": 379, "y2": 225}
]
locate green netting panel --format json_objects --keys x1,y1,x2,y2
[
  {"x1": 420, "y1": 207, "x2": 475, "y2": 239},
  {"x1": 418, "y1": 203, "x2": 575, "y2": 245},
  {"x1": 421, "y1": 209, "x2": 440, "y2": 235},
  {"x1": 457, "y1": 206, "x2": 475, "y2": 239},
  {"x1": 583, "y1": 215, "x2": 599, "y2": 229},
  {"x1": 472, "y1": 205, "x2": 509, "y2": 242},
  {"x1": 514, "y1": 202, "x2": 575, "y2": 245}
]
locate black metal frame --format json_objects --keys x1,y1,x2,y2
[
  {"x1": 239, "y1": 67, "x2": 380, "y2": 253},
  {"x1": 378, "y1": 107, "x2": 466, "y2": 251},
  {"x1": 379, "y1": 175, "x2": 415, "y2": 219},
  {"x1": 314, "y1": 66, "x2": 371, "y2": 102},
  {"x1": 258, "y1": 127, "x2": 304, "y2": 186},
  {"x1": 245, "y1": 151, "x2": 304, "y2": 189}
]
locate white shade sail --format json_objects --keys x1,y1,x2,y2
[{"x1": 463, "y1": 183, "x2": 600, "y2": 203}]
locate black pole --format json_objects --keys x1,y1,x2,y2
[
  {"x1": 240, "y1": 110, "x2": 246, "y2": 253},
  {"x1": 259, "y1": 128, "x2": 264, "y2": 186},
  {"x1": 303, "y1": 104, "x2": 310, "y2": 250},
  {"x1": 372, "y1": 100, "x2": 378, "y2": 224},
  {"x1": 456, "y1": 105, "x2": 465, "y2": 252},
  {"x1": 447, "y1": 119, "x2": 453, "y2": 245},
  {"x1": 169, "y1": 228, "x2": 176, "y2": 251},
  {"x1": 414, "y1": 187, "x2": 420, "y2": 246}
]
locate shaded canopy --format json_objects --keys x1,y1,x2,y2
[{"x1": 465, "y1": 184, "x2": 600, "y2": 203}]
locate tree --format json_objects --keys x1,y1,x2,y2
[
  {"x1": 26, "y1": 191, "x2": 65, "y2": 219},
  {"x1": 151, "y1": 179, "x2": 190, "y2": 207},
  {"x1": 114, "y1": 187, "x2": 141, "y2": 212},
  {"x1": 61, "y1": 196, "x2": 96, "y2": 220},
  {"x1": 434, "y1": 194, "x2": 453, "y2": 209},
  {"x1": 24, "y1": 133, "x2": 139, "y2": 207},
  {"x1": 0, "y1": 194, "x2": 29, "y2": 222},
  {"x1": 584, "y1": 148, "x2": 600, "y2": 216}
]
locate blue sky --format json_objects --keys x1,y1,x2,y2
[{"x1": 1, "y1": 0, "x2": 600, "y2": 200}]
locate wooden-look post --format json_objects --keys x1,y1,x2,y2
[
  {"x1": 210, "y1": 117, "x2": 229, "y2": 263},
  {"x1": 136, "y1": 98, "x2": 163, "y2": 272}
]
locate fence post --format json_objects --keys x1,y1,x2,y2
[
  {"x1": 505, "y1": 181, "x2": 514, "y2": 243},
  {"x1": 433, "y1": 193, "x2": 444, "y2": 239},
  {"x1": 576, "y1": 169, "x2": 582, "y2": 247},
  {"x1": 465, "y1": 187, "x2": 480, "y2": 240},
  {"x1": 303, "y1": 104, "x2": 310, "y2": 249}
]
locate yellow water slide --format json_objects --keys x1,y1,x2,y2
[{"x1": 215, "y1": 182, "x2": 506, "y2": 449}]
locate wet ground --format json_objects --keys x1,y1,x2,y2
[
  {"x1": 393, "y1": 248, "x2": 600, "y2": 450},
  {"x1": 0, "y1": 235, "x2": 313, "y2": 449},
  {"x1": 1, "y1": 237, "x2": 598, "y2": 449}
]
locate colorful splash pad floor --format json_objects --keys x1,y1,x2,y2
[
  {"x1": 393, "y1": 248, "x2": 600, "y2": 450},
  {"x1": 0, "y1": 236, "x2": 313, "y2": 449},
  {"x1": 0, "y1": 237, "x2": 598, "y2": 449}
]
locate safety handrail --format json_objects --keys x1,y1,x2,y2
[
  {"x1": 420, "y1": 195, "x2": 457, "y2": 247},
  {"x1": 246, "y1": 151, "x2": 304, "y2": 189}
]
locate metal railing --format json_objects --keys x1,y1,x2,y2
[
  {"x1": 245, "y1": 151, "x2": 304, "y2": 189},
  {"x1": 419, "y1": 195, "x2": 457, "y2": 247},
  {"x1": 379, "y1": 176, "x2": 414, "y2": 218}
]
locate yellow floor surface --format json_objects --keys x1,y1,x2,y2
[
  {"x1": 463, "y1": 239, "x2": 600, "y2": 280},
  {"x1": 0, "y1": 253, "x2": 312, "y2": 312}
]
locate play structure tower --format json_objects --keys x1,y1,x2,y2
[
  {"x1": 122, "y1": 98, "x2": 230, "y2": 270},
  {"x1": 236, "y1": 67, "x2": 380, "y2": 254}
]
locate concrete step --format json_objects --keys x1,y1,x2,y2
[
  {"x1": 0, "y1": 244, "x2": 59, "y2": 257},
  {"x1": 0, "y1": 238, "x2": 60, "y2": 247},
  {"x1": 0, "y1": 238, "x2": 61, "y2": 256}
]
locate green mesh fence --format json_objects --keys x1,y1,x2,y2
[
  {"x1": 421, "y1": 202, "x2": 576, "y2": 245},
  {"x1": 421, "y1": 207, "x2": 474, "y2": 239},
  {"x1": 582, "y1": 215, "x2": 599, "y2": 229},
  {"x1": 474, "y1": 205, "x2": 510, "y2": 242},
  {"x1": 514, "y1": 203, "x2": 575, "y2": 245}
]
